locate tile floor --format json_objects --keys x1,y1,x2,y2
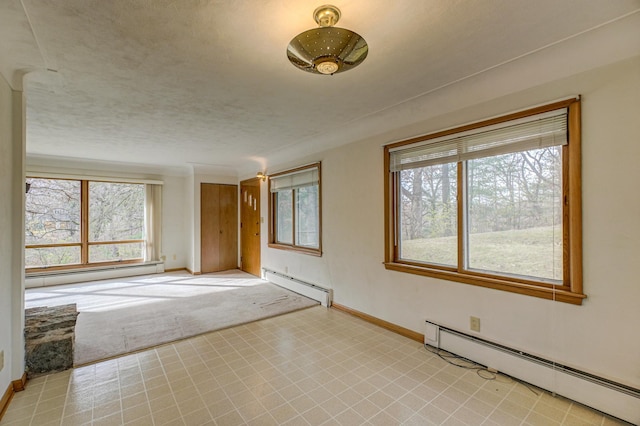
[{"x1": 1, "y1": 306, "x2": 629, "y2": 426}]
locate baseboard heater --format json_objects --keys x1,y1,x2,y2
[
  {"x1": 263, "y1": 269, "x2": 332, "y2": 307},
  {"x1": 25, "y1": 262, "x2": 165, "y2": 289},
  {"x1": 425, "y1": 321, "x2": 639, "y2": 424}
]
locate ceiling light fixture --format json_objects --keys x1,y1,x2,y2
[{"x1": 287, "y1": 4, "x2": 368, "y2": 75}]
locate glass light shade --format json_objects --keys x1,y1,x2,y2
[
  {"x1": 316, "y1": 61, "x2": 339, "y2": 75},
  {"x1": 287, "y1": 26, "x2": 368, "y2": 75}
]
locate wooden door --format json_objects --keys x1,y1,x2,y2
[
  {"x1": 201, "y1": 183, "x2": 238, "y2": 273},
  {"x1": 240, "y1": 178, "x2": 261, "y2": 276}
]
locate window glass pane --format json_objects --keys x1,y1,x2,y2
[
  {"x1": 295, "y1": 185, "x2": 319, "y2": 248},
  {"x1": 25, "y1": 178, "x2": 81, "y2": 245},
  {"x1": 25, "y1": 246, "x2": 81, "y2": 268},
  {"x1": 399, "y1": 164, "x2": 457, "y2": 266},
  {"x1": 89, "y1": 243, "x2": 144, "y2": 263},
  {"x1": 467, "y1": 147, "x2": 562, "y2": 281},
  {"x1": 89, "y1": 182, "x2": 145, "y2": 242},
  {"x1": 276, "y1": 190, "x2": 293, "y2": 244}
]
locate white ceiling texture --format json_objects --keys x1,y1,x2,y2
[{"x1": 1, "y1": 0, "x2": 639, "y2": 175}]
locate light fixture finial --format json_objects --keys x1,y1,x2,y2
[{"x1": 313, "y1": 5, "x2": 341, "y2": 27}]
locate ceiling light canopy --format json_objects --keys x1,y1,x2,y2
[{"x1": 287, "y1": 5, "x2": 368, "y2": 75}]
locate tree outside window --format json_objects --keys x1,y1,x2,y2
[
  {"x1": 26, "y1": 178, "x2": 146, "y2": 269},
  {"x1": 385, "y1": 99, "x2": 584, "y2": 304},
  {"x1": 269, "y1": 163, "x2": 322, "y2": 255}
]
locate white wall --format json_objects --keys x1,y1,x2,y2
[
  {"x1": 0, "y1": 74, "x2": 25, "y2": 392},
  {"x1": 261, "y1": 56, "x2": 640, "y2": 391},
  {"x1": 185, "y1": 171, "x2": 195, "y2": 272},
  {"x1": 160, "y1": 175, "x2": 187, "y2": 270}
]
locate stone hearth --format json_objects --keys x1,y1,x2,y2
[{"x1": 25, "y1": 304, "x2": 79, "y2": 378}]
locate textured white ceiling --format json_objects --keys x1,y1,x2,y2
[{"x1": 0, "y1": 0, "x2": 638, "y2": 174}]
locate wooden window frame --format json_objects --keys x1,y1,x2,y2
[
  {"x1": 268, "y1": 163, "x2": 322, "y2": 256},
  {"x1": 25, "y1": 178, "x2": 146, "y2": 272},
  {"x1": 384, "y1": 99, "x2": 585, "y2": 305}
]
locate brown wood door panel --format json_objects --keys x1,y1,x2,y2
[
  {"x1": 240, "y1": 178, "x2": 261, "y2": 277},
  {"x1": 201, "y1": 183, "x2": 219, "y2": 273},
  {"x1": 218, "y1": 184, "x2": 238, "y2": 271},
  {"x1": 201, "y1": 183, "x2": 237, "y2": 273}
]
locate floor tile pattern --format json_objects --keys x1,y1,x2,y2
[{"x1": 1, "y1": 306, "x2": 629, "y2": 425}]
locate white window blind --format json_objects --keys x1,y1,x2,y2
[
  {"x1": 25, "y1": 172, "x2": 163, "y2": 185},
  {"x1": 389, "y1": 108, "x2": 568, "y2": 172},
  {"x1": 270, "y1": 166, "x2": 319, "y2": 193}
]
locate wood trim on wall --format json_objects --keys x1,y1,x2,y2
[
  {"x1": 26, "y1": 258, "x2": 144, "y2": 274},
  {"x1": 0, "y1": 373, "x2": 26, "y2": 421},
  {"x1": 164, "y1": 267, "x2": 187, "y2": 273},
  {"x1": 12, "y1": 373, "x2": 27, "y2": 392},
  {"x1": 0, "y1": 382, "x2": 13, "y2": 421},
  {"x1": 332, "y1": 303, "x2": 424, "y2": 344},
  {"x1": 81, "y1": 180, "x2": 89, "y2": 264},
  {"x1": 568, "y1": 100, "x2": 583, "y2": 295}
]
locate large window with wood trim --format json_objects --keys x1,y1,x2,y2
[
  {"x1": 384, "y1": 99, "x2": 584, "y2": 304},
  {"x1": 25, "y1": 177, "x2": 161, "y2": 271},
  {"x1": 268, "y1": 163, "x2": 322, "y2": 255}
]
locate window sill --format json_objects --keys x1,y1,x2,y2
[
  {"x1": 268, "y1": 243, "x2": 322, "y2": 257},
  {"x1": 384, "y1": 262, "x2": 586, "y2": 305},
  {"x1": 25, "y1": 259, "x2": 158, "y2": 277}
]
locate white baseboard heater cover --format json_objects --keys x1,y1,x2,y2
[
  {"x1": 25, "y1": 262, "x2": 165, "y2": 288},
  {"x1": 263, "y1": 269, "x2": 332, "y2": 307},
  {"x1": 426, "y1": 321, "x2": 639, "y2": 425}
]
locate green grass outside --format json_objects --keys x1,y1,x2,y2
[{"x1": 401, "y1": 226, "x2": 563, "y2": 281}]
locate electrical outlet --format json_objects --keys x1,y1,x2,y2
[
  {"x1": 0, "y1": 350, "x2": 4, "y2": 372},
  {"x1": 284, "y1": 266, "x2": 288, "y2": 274},
  {"x1": 470, "y1": 316, "x2": 481, "y2": 332},
  {"x1": 172, "y1": 254, "x2": 177, "y2": 260}
]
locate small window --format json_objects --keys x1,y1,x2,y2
[
  {"x1": 384, "y1": 99, "x2": 584, "y2": 304},
  {"x1": 269, "y1": 163, "x2": 322, "y2": 255}
]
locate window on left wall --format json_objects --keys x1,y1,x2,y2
[{"x1": 25, "y1": 178, "x2": 148, "y2": 270}]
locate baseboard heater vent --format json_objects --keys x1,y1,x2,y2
[
  {"x1": 263, "y1": 269, "x2": 332, "y2": 307},
  {"x1": 25, "y1": 262, "x2": 165, "y2": 289},
  {"x1": 426, "y1": 320, "x2": 639, "y2": 424}
]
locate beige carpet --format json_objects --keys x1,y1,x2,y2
[{"x1": 26, "y1": 270, "x2": 318, "y2": 366}]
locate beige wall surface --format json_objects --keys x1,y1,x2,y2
[
  {"x1": 0, "y1": 75, "x2": 25, "y2": 392},
  {"x1": 262, "y1": 56, "x2": 640, "y2": 390},
  {"x1": 159, "y1": 175, "x2": 187, "y2": 270},
  {"x1": 6, "y1": 33, "x2": 638, "y2": 419},
  {"x1": 0, "y1": 68, "x2": 14, "y2": 396}
]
